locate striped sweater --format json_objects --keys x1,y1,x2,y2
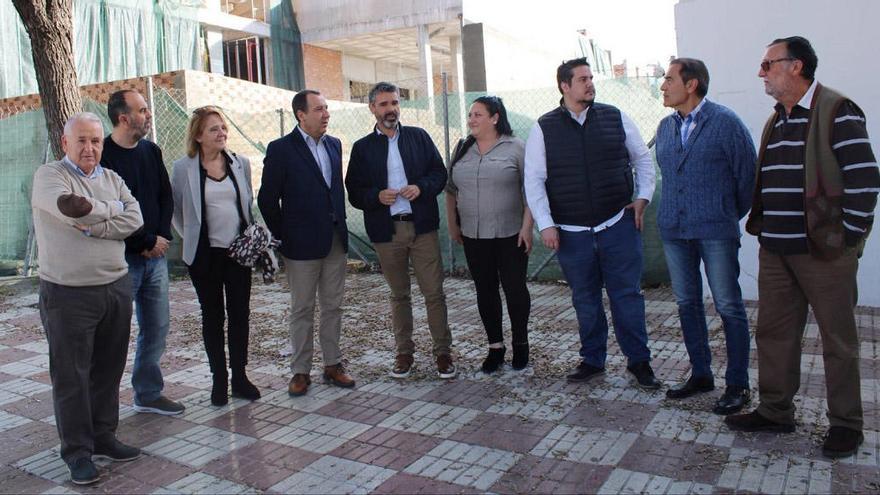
[{"x1": 756, "y1": 83, "x2": 879, "y2": 254}]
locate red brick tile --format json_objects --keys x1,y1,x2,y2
[
  {"x1": 109, "y1": 455, "x2": 194, "y2": 487},
  {"x1": 0, "y1": 465, "x2": 58, "y2": 493},
  {"x1": 0, "y1": 418, "x2": 57, "y2": 457},
  {"x1": 205, "y1": 402, "x2": 304, "y2": 437},
  {"x1": 372, "y1": 472, "x2": 481, "y2": 494},
  {"x1": 331, "y1": 427, "x2": 441, "y2": 470},
  {"x1": 449, "y1": 412, "x2": 555, "y2": 453},
  {"x1": 490, "y1": 455, "x2": 612, "y2": 494},
  {"x1": 201, "y1": 440, "x2": 320, "y2": 491},
  {"x1": 618, "y1": 435, "x2": 727, "y2": 484},
  {"x1": 562, "y1": 399, "x2": 660, "y2": 432}
]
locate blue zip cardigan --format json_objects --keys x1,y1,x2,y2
[{"x1": 654, "y1": 99, "x2": 757, "y2": 240}]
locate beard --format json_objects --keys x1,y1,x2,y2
[
  {"x1": 131, "y1": 120, "x2": 151, "y2": 140},
  {"x1": 380, "y1": 112, "x2": 399, "y2": 129}
]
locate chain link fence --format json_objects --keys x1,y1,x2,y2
[{"x1": 0, "y1": 75, "x2": 670, "y2": 284}]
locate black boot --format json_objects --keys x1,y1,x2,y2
[
  {"x1": 481, "y1": 347, "x2": 506, "y2": 374},
  {"x1": 511, "y1": 343, "x2": 529, "y2": 370},
  {"x1": 231, "y1": 370, "x2": 261, "y2": 400},
  {"x1": 211, "y1": 372, "x2": 228, "y2": 406}
]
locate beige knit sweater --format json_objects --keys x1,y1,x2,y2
[{"x1": 31, "y1": 160, "x2": 143, "y2": 286}]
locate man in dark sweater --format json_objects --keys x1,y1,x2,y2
[
  {"x1": 655, "y1": 58, "x2": 756, "y2": 415},
  {"x1": 524, "y1": 58, "x2": 660, "y2": 389},
  {"x1": 345, "y1": 82, "x2": 455, "y2": 380},
  {"x1": 101, "y1": 90, "x2": 183, "y2": 415},
  {"x1": 725, "y1": 36, "x2": 879, "y2": 459}
]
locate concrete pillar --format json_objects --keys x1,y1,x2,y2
[
  {"x1": 417, "y1": 24, "x2": 435, "y2": 114},
  {"x1": 449, "y1": 35, "x2": 467, "y2": 137},
  {"x1": 206, "y1": 28, "x2": 225, "y2": 75}
]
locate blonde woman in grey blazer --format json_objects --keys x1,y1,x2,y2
[{"x1": 171, "y1": 106, "x2": 260, "y2": 406}]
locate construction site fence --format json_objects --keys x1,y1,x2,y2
[{"x1": 0, "y1": 74, "x2": 671, "y2": 285}]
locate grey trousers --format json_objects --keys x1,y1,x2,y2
[
  {"x1": 39, "y1": 275, "x2": 132, "y2": 464},
  {"x1": 285, "y1": 233, "x2": 347, "y2": 374}
]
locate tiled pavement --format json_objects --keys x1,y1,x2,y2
[{"x1": 0, "y1": 271, "x2": 879, "y2": 494}]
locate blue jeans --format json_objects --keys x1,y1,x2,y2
[
  {"x1": 126, "y1": 253, "x2": 171, "y2": 404},
  {"x1": 662, "y1": 238, "x2": 750, "y2": 387},
  {"x1": 556, "y1": 211, "x2": 651, "y2": 368}
]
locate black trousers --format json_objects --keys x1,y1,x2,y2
[
  {"x1": 39, "y1": 276, "x2": 132, "y2": 464},
  {"x1": 188, "y1": 247, "x2": 252, "y2": 376},
  {"x1": 462, "y1": 235, "x2": 531, "y2": 345}
]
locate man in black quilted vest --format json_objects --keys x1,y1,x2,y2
[{"x1": 524, "y1": 57, "x2": 660, "y2": 389}]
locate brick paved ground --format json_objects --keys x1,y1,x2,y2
[{"x1": 0, "y1": 271, "x2": 878, "y2": 494}]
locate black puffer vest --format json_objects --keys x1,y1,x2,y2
[{"x1": 539, "y1": 102, "x2": 632, "y2": 227}]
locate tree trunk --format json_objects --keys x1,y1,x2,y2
[{"x1": 12, "y1": 0, "x2": 82, "y2": 160}]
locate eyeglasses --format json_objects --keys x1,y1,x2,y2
[{"x1": 760, "y1": 58, "x2": 795, "y2": 72}]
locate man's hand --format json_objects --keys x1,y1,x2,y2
[
  {"x1": 399, "y1": 184, "x2": 421, "y2": 201},
  {"x1": 154, "y1": 236, "x2": 170, "y2": 256},
  {"x1": 540, "y1": 226, "x2": 559, "y2": 251},
  {"x1": 626, "y1": 199, "x2": 649, "y2": 231},
  {"x1": 379, "y1": 188, "x2": 399, "y2": 206},
  {"x1": 143, "y1": 236, "x2": 170, "y2": 258}
]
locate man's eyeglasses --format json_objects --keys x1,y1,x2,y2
[{"x1": 760, "y1": 57, "x2": 795, "y2": 72}]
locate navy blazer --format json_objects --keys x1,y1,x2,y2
[
  {"x1": 345, "y1": 125, "x2": 447, "y2": 243},
  {"x1": 258, "y1": 129, "x2": 349, "y2": 260}
]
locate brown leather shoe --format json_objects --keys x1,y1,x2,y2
[
  {"x1": 390, "y1": 354, "x2": 414, "y2": 378},
  {"x1": 323, "y1": 364, "x2": 355, "y2": 388},
  {"x1": 437, "y1": 354, "x2": 457, "y2": 379},
  {"x1": 288, "y1": 374, "x2": 311, "y2": 396}
]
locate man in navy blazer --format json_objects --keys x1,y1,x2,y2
[
  {"x1": 345, "y1": 82, "x2": 455, "y2": 380},
  {"x1": 258, "y1": 89, "x2": 354, "y2": 396}
]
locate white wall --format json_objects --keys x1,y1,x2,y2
[
  {"x1": 674, "y1": 0, "x2": 880, "y2": 306},
  {"x1": 481, "y1": 25, "x2": 562, "y2": 91}
]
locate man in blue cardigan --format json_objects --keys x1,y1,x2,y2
[
  {"x1": 345, "y1": 82, "x2": 455, "y2": 379},
  {"x1": 655, "y1": 58, "x2": 756, "y2": 415}
]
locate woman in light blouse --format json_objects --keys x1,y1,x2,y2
[
  {"x1": 446, "y1": 96, "x2": 534, "y2": 373},
  {"x1": 171, "y1": 107, "x2": 260, "y2": 406}
]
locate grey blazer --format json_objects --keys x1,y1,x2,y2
[{"x1": 171, "y1": 151, "x2": 253, "y2": 265}]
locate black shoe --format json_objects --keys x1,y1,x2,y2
[
  {"x1": 822, "y1": 426, "x2": 864, "y2": 459},
  {"x1": 481, "y1": 347, "x2": 506, "y2": 374},
  {"x1": 666, "y1": 375, "x2": 715, "y2": 399},
  {"x1": 93, "y1": 439, "x2": 141, "y2": 462},
  {"x1": 511, "y1": 343, "x2": 529, "y2": 370},
  {"x1": 211, "y1": 373, "x2": 229, "y2": 406},
  {"x1": 724, "y1": 410, "x2": 795, "y2": 433},
  {"x1": 133, "y1": 396, "x2": 185, "y2": 416},
  {"x1": 626, "y1": 361, "x2": 662, "y2": 390},
  {"x1": 566, "y1": 362, "x2": 605, "y2": 382},
  {"x1": 67, "y1": 457, "x2": 99, "y2": 485},
  {"x1": 231, "y1": 373, "x2": 261, "y2": 401},
  {"x1": 713, "y1": 386, "x2": 750, "y2": 415}
]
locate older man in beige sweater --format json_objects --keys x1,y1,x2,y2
[{"x1": 31, "y1": 112, "x2": 143, "y2": 485}]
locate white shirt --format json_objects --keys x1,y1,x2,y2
[
  {"x1": 297, "y1": 126, "x2": 331, "y2": 188},
  {"x1": 378, "y1": 126, "x2": 412, "y2": 216},
  {"x1": 797, "y1": 78, "x2": 819, "y2": 110},
  {"x1": 524, "y1": 105, "x2": 655, "y2": 232},
  {"x1": 204, "y1": 175, "x2": 240, "y2": 248}
]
